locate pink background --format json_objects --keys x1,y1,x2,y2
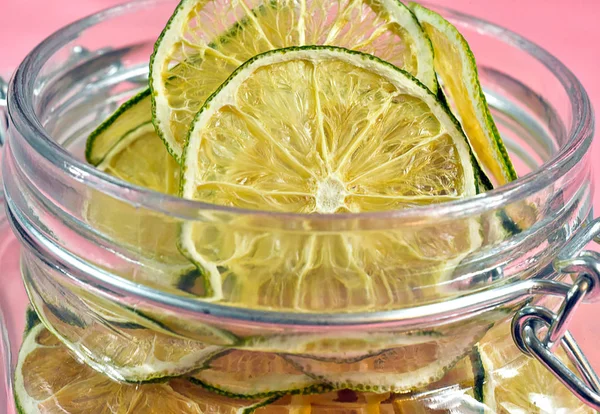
[{"x1": 1, "y1": 0, "x2": 600, "y2": 389}]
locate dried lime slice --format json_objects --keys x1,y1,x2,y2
[
  {"x1": 150, "y1": 0, "x2": 437, "y2": 160},
  {"x1": 85, "y1": 89, "x2": 152, "y2": 166},
  {"x1": 95, "y1": 122, "x2": 179, "y2": 193},
  {"x1": 179, "y1": 46, "x2": 481, "y2": 309},
  {"x1": 254, "y1": 352, "x2": 485, "y2": 413},
  {"x1": 13, "y1": 323, "x2": 271, "y2": 413},
  {"x1": 22, "y1": 265, "x2": 232, "y2": 383},
  {"x1": 84, "y1": 120, "x2": 185, "y2": 264},
  {"x1": 256, "y1": 391, "x2": 394, "y2": 413},
  {"x1": 478, "y1": 322, "x2": 594, "y2": 413},
  {"x1": 190, "y1": 350, "x2": 330, "y2": 398},
  {"x1": 409, "y1": 3, "x2": 517, "y2": 186},
  {"x1": 284, "y1": 322, "x2": 487, "y2": 393},
  {"x1": 30, "y1": 299, "x2": 222, "y2": 382}
]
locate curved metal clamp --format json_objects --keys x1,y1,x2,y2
[{"x1": 512, "y1": 217, "x2": 600, "y2": 410}]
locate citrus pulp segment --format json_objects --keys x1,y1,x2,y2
[
  {"x1": 179, "y1": 46, "x2": 481, "y2": 307},
  {"x1": 14, "y1": 323, "x2": 271, "y2": 414},
  {"x1": 85, "y1": 89, "x2": 152, "y2": 166},
  {"x1": 150, "y1": 0, "x2": 437, "y2": 160},
  {"x1": 409, "y1": 3, "x2": 517, "y2": 186}
]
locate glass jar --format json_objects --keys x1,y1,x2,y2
[{"x1": 0, "y1": 0, "x2": 598, "y2": 412}]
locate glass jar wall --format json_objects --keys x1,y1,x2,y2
[{"x1": 0, "y1": 0, "x2": 596, "y2": 412}]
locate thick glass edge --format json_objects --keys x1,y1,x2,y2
[{"x1": 6, "y1": 0, "x2": 595, "y2": 221}]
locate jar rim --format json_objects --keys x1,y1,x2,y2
[{"x1": 6, "y1": 0, "x2": 595, "y2": 222}]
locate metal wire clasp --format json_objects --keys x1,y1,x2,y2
[{"x1": 512, "y1": 218, "x2": 600, "y2": 410}]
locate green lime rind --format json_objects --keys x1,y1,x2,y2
[
  {"x1": 189, "y1": 376, "x2": 334, "y2": 401},
  {"x1": 176, "y1": 226, "x2": 214, "y2": 298},
  {"x1": 469, "y1": 348, "x2": 485, "y2": 404},
  {"x1": 23, "y1": 307, "x2": 41, "y2": 336},
  {"x1": 149, "y1": 0, "x2": 189, "y2": 162},
  {"x1": 189, "y1": 348, "x2": 329, "y2": 399},
  {"x1": 136, "y1": 308, "x2": 240, "y2": 345},
  {"x1": 282, "y1": 321, "x2": 492, "y2": 394},
  {"x1": 105, "y1": 304, "x2": 238, "y2": 345},
  {"x1": 409, "y1": 2, "x2": 517, "y2": 185},
  {"x1": 93, "y1": 121, "x2": 156, "y2": 170},
  {"x1": 14, "y1": 308, "x2": 33, "y2": 413},
  {"x1": 242, "y1": 395, "x2": 282, "y2": 414},
  {"x1": 13, "y1": 323, "x2": 45, "y2": 414},
  {"x1": 410, "y1": 4, "x2": 527, "y2": 245},
  {"x1": 44, "y1": 294, "x2": 238, "y2": 346},
  {"x1": 44, "y1": 302, "x2": 86, "y2": 329},
  {"x1": 498, "y1": 209, "x2": 520, "y2": 235},
  {"x1": 14, "y1": 395, "x2": 25, "y2": 414},
  {"x1": 176, "y1": 267, "x2": 205, "y2": 295},
  {"x1": 284, "y1": 349, "x2": 388, "y2": 365},
  {"x1": 436, "y1": 85, "x2": 493, "y2": 195},
  {"x1": 289, "y1": 352, "x2": 468, "y2": 394},
  {"x1": 85, "y1": 88, "x2": 152, "y2": 165},
  {"x1": 178, "y1": 45, "x2": 481, "y2": 301},
  {"x1": 240, "y1": 329, "x2": 443, "y2": 361},
  {"x1": 149, "y1": 0, "x2": 276, "y2": 161}
]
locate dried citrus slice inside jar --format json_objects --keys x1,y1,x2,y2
[
  {"x1": 85, "y1": 122, "x2": 184, "y2": 260},
  {"x1": 23, "y1": 263, "x2": 234, "y2": 382},
  {"x1": 186, "y1": 324, "x2": 487, "y2": 396},
  {"x1": 150, "y1": 0, "x2": 437, "y2": 160},
  {"x1": 84, "y1": 0, "x2": 436, "y2": 258},
  {"x1": 13, "y1": 320, "x2": 272, "y2": 413},
  {"x1": 85, "y1": 89, "x2": 153, "y2": 166},
  {"x1": 188, "y1": 350, "x2": 329, "y2": 398},
  {"x1": 409, "y1": 3, "x2": 517, "y2": 186},
  {"x1": 179, "y1": 46, "x2": 482, "y2": 309},
  {"x1": 84, "y1": 114, "x2": 176, "y2": 279},
  {"x1": 477, "y1": 321, "x2": 594, "y2": 413},
  {"x1": 16, "y1": 317, "x2": 594, "y2": 412}
]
